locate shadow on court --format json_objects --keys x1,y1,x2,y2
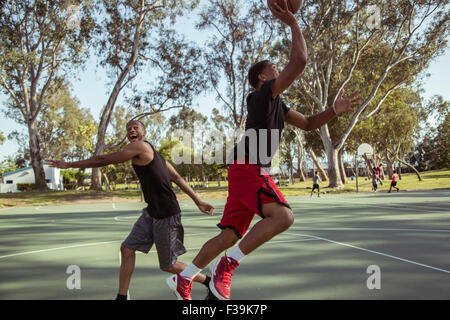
[{"x1": 0, "y1": 191, "x2": 449, "y2": 299}]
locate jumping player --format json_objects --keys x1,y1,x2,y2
[
  {"x1": 48, "y1": 120, "x2": 215, "y2": 300},
  {"x1": 166, "y1": 1, "x2": 362, "y2": 300}
]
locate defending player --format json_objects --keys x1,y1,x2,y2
[{"x1": 48, "y1": 120, "x2": 215, "y2": 300}]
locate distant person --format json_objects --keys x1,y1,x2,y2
[
  {"x1": 372, "y1": 169, "x2": 378, "y2": 192},
  {"x1": 311, "y1": 171, "x2": 321, "y2": 198},
  {"x1": 47, "y1": 120, "x2": 215, "y2": 300},
  {"x1": 375, "y1": 164, "x2": 384, "y2": 185},
  {"x1": 388, "y1": 170, "x2": 400, "y2": 193}
]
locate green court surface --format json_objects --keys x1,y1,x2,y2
[{"x1": 0, "y1": 190, "x2": 449, "y2": 300}]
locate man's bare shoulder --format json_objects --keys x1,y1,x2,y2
[{"x1": 125, "y1": 140, "x2": 153, "y2": 153}]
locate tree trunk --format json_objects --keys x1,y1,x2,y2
[
  {"x1": 325, "y1": 146, "x2": 344, "y2": 189},
  {"x1": 296, "y1": 164, "x2": 306, "y2": 182},
  {"x1": 289, "y1": 166, "x2": 293, "y2": 184},
  {"x1": 338, "y1": 148, "x2": 347, "y2": 185},
  {"x1": 293, "y1": 128, "x2": 306, "y2": 181},
  {"x1": 280, "y1": 166, "x2": 287, "y2": 180},
  {"x1": 28, "y1": 120, "x2": 48, "y2": 190},
  {"x1": 308, "y1": 147, "x2": 328, "y2": 182},
  {"x1": 90, "y1": 3, "x2": 145, "y2": 190},
  {"x1": 91, "y1": 90, "x2": 119, "y2": 190},
  {"x1": 362, "y1": 154, "x2": 374, "y2": 173},
  {"x1": 384, "y1": 151, "x2": 393, "y2": 179},
  {"x1": 396, "y1": 158, "x2": 422, "y2": 181},
  {"x1": 295, "y1": 134, "x2": 306, "y2": 182}
]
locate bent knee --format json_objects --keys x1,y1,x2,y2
[
  {"x1": 217, "y1": 229, "x2": 239, "y2": 248},
  {"x1": 277, "y1": 208, "x2": 295, "y2": 230}
]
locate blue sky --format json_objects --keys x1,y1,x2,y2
[{"x1": 0, "y1": 10, "x2": 449, "y2": 162}]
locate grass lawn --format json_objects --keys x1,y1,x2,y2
[{"x1": 1, "y1": 169, "x2": 449, "y2": 208}]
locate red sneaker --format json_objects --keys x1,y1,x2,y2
[
  {"x1": 209, "y1": 256, "x2": 239, "y2": 300},
  {"x1": 166, "y1": 274, "x2": 192, "y2": 300}
]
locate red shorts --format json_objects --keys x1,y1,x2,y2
[{"x1": 218, "y1": 161, "x2": 290, "y2": 238}]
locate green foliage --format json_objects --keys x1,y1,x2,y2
[
  {"x1": 0, "y1": 0, "x2": 95, "y2": 189},
  {"x1": 0, "y1": 156, "x2": 19, "y2": 178},
  {"x1": 17, "y1": 183, "x2": 35, "y2": 192},
  {"x1": 410, "y1": 97, "x2": 449, "y2": 170},
  {"x1": 351, "y1": 88, "x2": 422, "y2": 158},
  {"x1": 196, "y1": 0, "x2": 276, "y2": 128}
]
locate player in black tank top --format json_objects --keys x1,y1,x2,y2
[
  {"x1": 132, "y1": 142, "x2": 181, "y2": 219},
  {"x1": 47, "y1": 120, "x2": 215, "y2": 300}
]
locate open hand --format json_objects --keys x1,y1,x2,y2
[
  {"x1": 197, "y1": 201, "x2": 214, "y2": 216},
  {"x1": 334, "y1": 89, "x2": 363, "y2": 114},
  {"x1": 268, "y1": 0, "x2": 297, "y2": 26},
  {"x1": 46, "y1": 159, "x2": 70, "y2": 169}
]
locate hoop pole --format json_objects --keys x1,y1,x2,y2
[{"x1": 355, "y1": 152, "x2": 359, "y2": 193}]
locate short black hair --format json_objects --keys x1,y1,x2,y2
[
  {"x1": 126, "y1": 119, "x2": 146, "y2": 131},
  {"x1": 248, "y1": 60, "x2": 270, "y2": 89}
]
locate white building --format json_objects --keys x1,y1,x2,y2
[{"x1": 0, "y1": 163, "x2": 63, "y2": 193}]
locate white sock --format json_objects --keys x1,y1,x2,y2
[
  {"x1": 180, "y1": 263, "x2": 201, "y2": 281},
  {"x1": 228, "y1": 245, "x2": 246, "y2": 263}
]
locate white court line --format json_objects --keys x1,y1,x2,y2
[
  {"x1": 290, "y1": 232, "x2": 450, "y2": 275},
  {"x1": 316, "y1": 197, "x2": 448, "y2": 214},
  {"x1": 265, "y1": 238, "x2": 320, "y2": 245},
  {"x1": 113, "y1": 213, "x2": 223, "y2": 222},
  {"x1": 289, "y1": 227, "x2": 450, "y2": 233},
  {"x1": 0, "y1": 232, "x2": 220, "y2": 260},
  {"x1": 0, "y1": 232, "x2": 313, "y2": 261},
  {"x1": 0, "y1": 241, "x2": 119, "y2": 260},
  {"x1": 143, "y1": 238, "x2": 320, "y2": 255}
]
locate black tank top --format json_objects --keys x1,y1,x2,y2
[{"x1": 132, "y1": 142, "x2": 181, "y2": 219}]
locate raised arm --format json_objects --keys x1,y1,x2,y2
[
  {"x1": 269, "y1": 0, "x2": 307, "y2": 98},
  {"x1": 165, "y1": 161, "x2": 214, "y2": 216}
]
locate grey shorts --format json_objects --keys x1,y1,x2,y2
[{"x1": 122, "y1": 209, "x2": 187, "y2": 269}]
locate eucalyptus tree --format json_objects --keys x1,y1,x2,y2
[
  {"x1": 90, "y1": 0, "x2": 208, "y2": 189},
  {"x1": 195, "y1": 0, "x2": 276, "y2": 129},
  {"x1": 0, "y1": 0, "x2": 95, "y2": 189},
  {"x1": 272, "y1": 0, "x2": 449, "y2": 188}
]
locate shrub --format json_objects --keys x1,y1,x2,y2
[{"x1": 17, "y1": 183, "x2": 35, "y2": 192}]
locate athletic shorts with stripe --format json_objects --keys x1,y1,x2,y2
[
  {"x1": 122, "y1": 209, "x2": 186, "y2": 269},
  {"x1": 218, "y1": 161, "x2": 291, "y2": 239}
]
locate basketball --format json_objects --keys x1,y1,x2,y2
[{"x1": 268, "y1": 0, "x2": 302, "y2": 14}]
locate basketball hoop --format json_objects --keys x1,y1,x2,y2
[
  {"x1": 355, "y1": 143, "x2": 374, "y2": 193},
  {"x1": 357, "y1": 143, "x2": 374, "y2": 157}
]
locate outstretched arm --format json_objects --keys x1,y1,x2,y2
[
  {"x1": 165, "y1": 161, "x2": 214, "y2": 216},
  {"x1": 47, "y1": 142, "x2": 145, "y2": 169},
  {"x1": 285, "y1": 89, "x2": 362, "y2": 131}
]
